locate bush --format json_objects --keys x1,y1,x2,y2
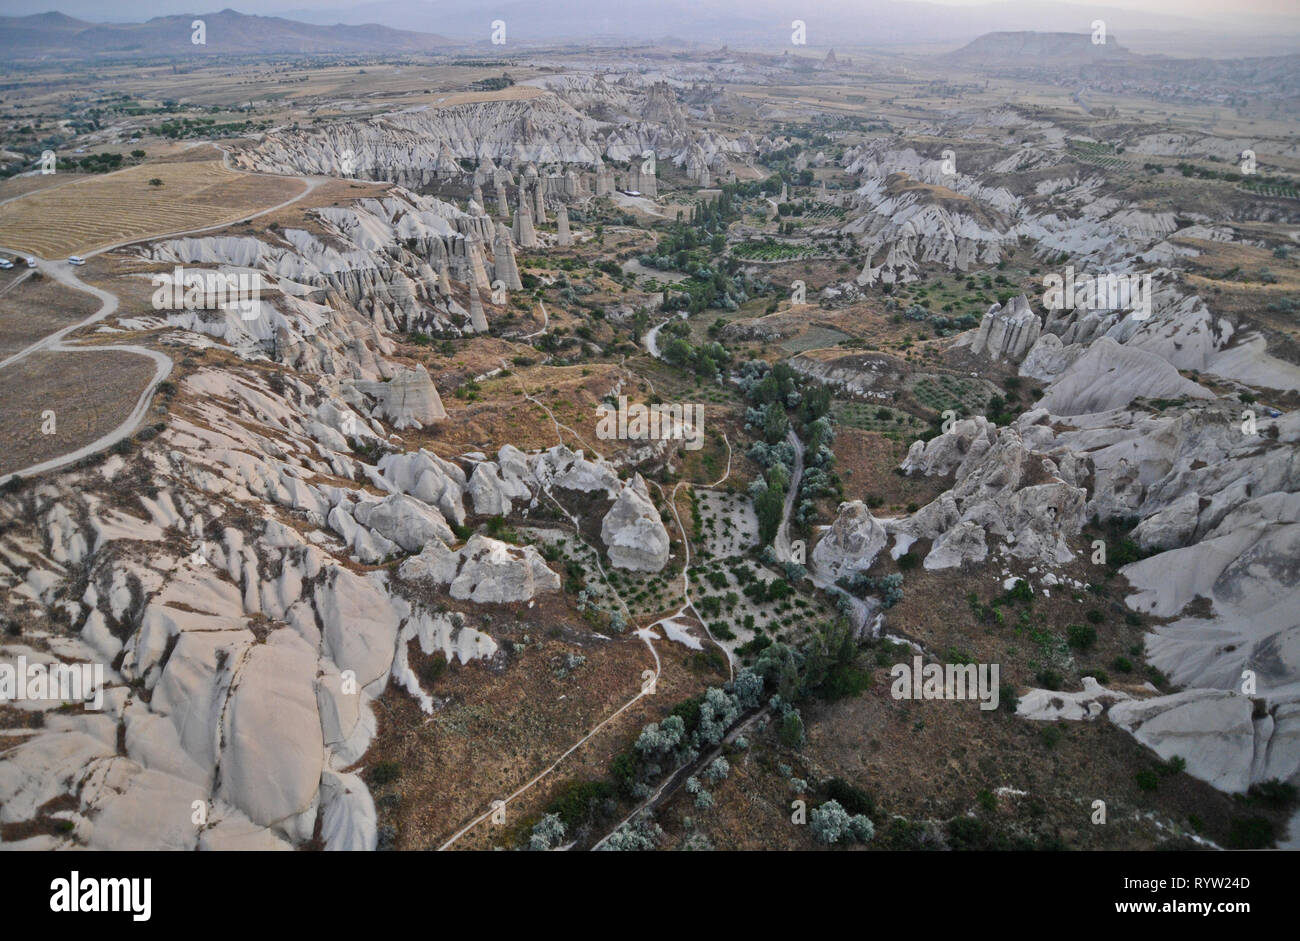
[
  {"x1": 809, "y1": 799, "x2": 875, "y2": 845},
  {"x1": 824, "y1": 778, "x2": 874, "y2": 816},
  {"x1": 1134, "y1": 768, "x2": 1159, "y2": 792},
  {"x1": 1067, "y1": 624, "x2": 1097, "y2": 651},
  {"x1": 1005, "y1": 579, "x2": 1033, "y2": 604},
  {"x1": 528, "y1": 813, "x2": 566, "y2": 851},
  {"x1": 1034, "y1": 669, "x2": 1063, "y2": 691},
  {"x1": 1112, "y1": 656, "x2": 1134, "y2": 673},
  {"x1": 368, "y1": 761, "x2": 401, "y2": 786},
  {"x1": 946, "y1": 816, "x2": 992, "y2": 851},
  {"x1": 1248, "y1": 779, "x2": 1299, "y2": 809},
  {"x1": 1226, "y1": 815, "x2": 1274, "y2": 849},
  {"x1": 778, "y1": 711, "x2": 805, "y2": 749},
  {"x1": 545, "y1": 778, "x2": 616, "y2": 830},
  {"x1": 422, "y1": 654, "x2": 447, "y2": 683}
]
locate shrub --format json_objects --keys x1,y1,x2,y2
[
  {"x1": 824, "y1": 778, "x2": 874, "y2": 816},
  {"x1": 1248, "y1": 779, "x2": 1299, "y2": 809},
  {"x1": 1034, "y1": 669, "x2": 1062, "y2": 691},
  {"x1": 368, "y1": 761, "x2": 401, "y2": 786},
  {"x1": 1005, "y1": 579, "x2": 1033, "y2": 604},
  {"x1": 1226, "y1": 815, "x2": 1274, "y2": 849},
  {"x1": 1067, "y1": 624, "x2": 1097, "y2": 651},
  {"x1": 528, "y1": 813, "x2": 566, "y2": 851},
  {"x1": 809, "y1": 800, "x2": 875, "y2": 845},
  {"x1": 778, "y1": 711, "x2": 805, "y2": 749},
  {"x1": 946, "y1": 816, "x2": 991, "y2": 850},
  {"x1": 1134, "y1": 768, "x2": 1160, "y2": 792}
]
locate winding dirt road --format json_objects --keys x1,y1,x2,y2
[{"x1": 0, "y1": 165, "x2": 326, "y2": 486}]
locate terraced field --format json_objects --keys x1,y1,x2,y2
[
  {"x1": 0, "y1": 160, "x2": 304, "y2": 258},
  {"x1": 731, "y1": 239, "x2": 820, "y2": 261},
  {"x1": 1241, "y1": 180, "x2": 1299, "y2": 200},
  {"x1": 909, "y1": 373, "x2": 997, "y2": 415},
  {"x1": 779, "y1": 324, "x2": 853, "y2": 353},
  {"x1": 833, "y1": 400, "x2": 927, "y2": 435}
]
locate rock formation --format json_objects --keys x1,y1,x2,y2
[
  {"x1": 493, "y1": 222, "x2": 523, "y2": 290},
  {"x1": 512, "y1": 200, "x2": 538, "y2": 249},
  {"x1": 348, "y1": 364, "x2": 447, "y2": 430},
  {"x1": 468, "y1": 284, "x2": 488, "y2": 333},
  {"x1": 600, "y1": 474, "x2": 670, "y2": 572},
  {"x1": 556, "y1": 205, "x2": 572, "y2": 247},
  {"x1": 968, "y1": 294, "x2": 1041, "y2": 363},
  {"x1": 811, "y1": 501, "x2": 887, "y2": 582},
  {"x1": 399, "y1": 534, "x2": 560, "y2": 603},
  {"x1": 595, "y1": 160, "x2": 614, "y2": 196}
]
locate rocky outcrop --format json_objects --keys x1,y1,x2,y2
[
  {"x1": 1110, "y1": 690, "x2": 1299, "y2": 794},
  {"x1": 556, "y1": 205, "x2": 572, "y2": 247},
  {"x1": 812, "y1": 501, "x2": 887, "y2": 582},
  {"x1": 595, "y1": 160, "x2": 614, "y2": 196},
  {"x1": 468, "y1": 285, "x2": 488, "y2": 333},
  {"x1": 898, "y1": 423, "x2": 1087, "y2": 569},
  {"x1": 512, "y1": 201, "x2": 538, "y2": 249},
  {"x1": 493, "y1": 222, "x2": 523, "y2": 291},
  {"x1": 600, "y1": 474, "x2": 670, "y2": 572},
  {"x1": 398, "y1": 534, "x2": 560, "y2": 603},
  {"x1": 968, "y1": 294, "x2": 1041, "y2": 363},
  {"x1": 1035, "y1": 336, "x2": 1213, "y2": 416},
  {"x1": 348, "y1": 364, "x2": 447, "y2": 430}
]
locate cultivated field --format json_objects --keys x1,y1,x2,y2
[
  {"x1": 0, "y1": 159, "x2": 305, "y2": 258},
  {"x1": 0, "y1": 349, "x2": 157, "y2": 476},
  {"x1": 0, "y1": 274, "x2": 100, "y2": 356}
]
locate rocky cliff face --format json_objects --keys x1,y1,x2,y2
[
  {"x1": 968, "y1": 294, "x2": 1041, "y2": 363},
  {"x1": 137, "y1": 188, "x2": 500, "y2": 350},
  {"x1": 234, "y1": 87, "x2": 754, "y2": 195}
]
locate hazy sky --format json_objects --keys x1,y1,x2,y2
[{"x1": 1, "y1": 0, "x2": 1293, "y2": 24}]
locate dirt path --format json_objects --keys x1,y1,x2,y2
[
  {"x1": 0, "y1": 162, "x2": 326, "y2": 485},
  {"x1": 437, "y1": 382, "x2": 662, "y2": 851}
]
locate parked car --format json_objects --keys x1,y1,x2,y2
[
  {"x1": 25, "y1": 257, "x2": 36, "y2": 268},
  {"x1": 0, "y1": 258, "x2": 13, "y2": 270},
  {"x1": 68, "y1": 255, "x2": 86, "y2": 266}
]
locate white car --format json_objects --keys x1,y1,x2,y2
[
  {"x1": 25, "y1": 257, "x2": 36, "y2": 268},
  {"x1": 0, "y1": 259, "x2": 12, "y2": 270},
  {"x1": 68, "y1": 256, "x2": 86, "y2": 266}
]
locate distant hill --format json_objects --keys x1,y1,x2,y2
[
  {"x1": 0, "y1": 8, "x2": 452, "y2": 61},
  {"x1": 945, "y1": 30, "x2": 1135, "y2": 67}
]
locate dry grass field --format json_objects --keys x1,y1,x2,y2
[
  {"x1": 0, "y1": 274, "x2": 100, "y2": 356},
  {"x1": 0, "y1": 159, "x2": 305, "y2": 258},
  {"x1": 0, "y1": 348, "x2": 156, "y2": 476}
]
